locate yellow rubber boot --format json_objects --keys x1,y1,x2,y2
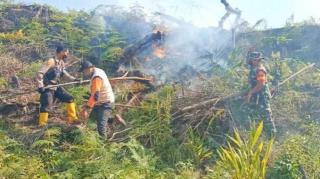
[
  {"x1": 38, "y1": 112, "x2": 49, "y2": 127},
  {"x1": 66, "y1": 102, "x2": 78, "y2": 124}
]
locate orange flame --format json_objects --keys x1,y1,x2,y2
[
  {"x1": 153, "y1": 46, "x2": 166, "y2": 59},
  {"x1": 151, "y1": 24, "x2": 167, "y2": 59}
]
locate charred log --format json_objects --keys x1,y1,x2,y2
[
  {"x1": 117, "y1": 69, "x2": 156, "y2": 92},
  {"x1": 119, "y1": 31, "x2": 164, "y2": 66},
  {"x1": 219, "y1": 0, "x2": 242, "y2": 29}
]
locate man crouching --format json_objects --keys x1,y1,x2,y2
[{"x1": 79, "y1": 60, "x2": 115, "y2": 138}]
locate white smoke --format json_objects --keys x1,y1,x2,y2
[
  {"x1": 87, "y1": 2, "x2": 235, "y2": 85},
  {"x1": 140, "y1": 25, "x2": 233, "y2": 84}
]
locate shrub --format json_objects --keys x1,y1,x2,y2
[
  {"x1": 208, "y1": 122, "x2": 274, "y2": 179},
  {"x1": 268, "y1": 123, "x2": 320, "y2": 178},
  {"x1": 0, "y1": 77, "x2": 8, "y2": 89}
]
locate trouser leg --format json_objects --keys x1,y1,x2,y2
[
  {"x1": 40, "y1": 90, "x2": 54, "y2": 113},
  {"x1": 257, "y1": 92, "x2": 276, "y2": 138},
  {"x1": 54, "y1": 87, "x2": 78, "y2": 122},
  {"x1": 107, "y1": 115, "x2": 114, "y2": 138},
  {"x1": 39, "y1": 90, "x2": 54, "y2": 126},
  {"x1": 105, "y1": 104, "x2": 115, "y2": 138},
  {"x1": 95, "y1": 105, "x2": 113, "y2": 137},
  {"x1": 96, "y1": 106, "x2": 107, "y2": 137},
  {"x1": 54, "y1": 87, "x2": 74, "y2": 103},
  {"x1": 264, "y1": 109, "x2": 276, "y2": 138}
]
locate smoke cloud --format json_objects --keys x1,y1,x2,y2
[{"x1": 88, "y1": 2, "x2": 235, "y2": 85}]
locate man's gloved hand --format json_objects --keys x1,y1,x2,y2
[
  {"x1": 74, "y1": 78, "x2": 83, "y2": 87},
  {"x1": 74, "y1": 78, "x2": 82, "y2": 82},
  {"x1": 38, "y1": 87, "x2": 45, "y2": 94}
]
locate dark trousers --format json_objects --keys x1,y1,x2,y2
[
  {"x1": 40, "y1": 87, "x2": 74, "y2": 113},
  {"x1": 90, "y1": 104, "x2": 113, "y2": 137},
  {"x1": 263, "y1": 109, "x2": 276, "y2": 138},
  {"x1": 250, "y1": 102, "x2": 276, "y2": 138}
]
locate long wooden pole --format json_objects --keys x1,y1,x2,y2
[
  {"x1": 43, "y1": 76, "x2": 152, "y2": 90},
  {"x1": 278, "y1": 63, "x2": 315, "y2": 87},
  {"x1": 0, "y1": 76, "x2": 152, "y2": 100},
  {"x1": 215, "y1": 63, "x2": 316, "y2": 101},
  {"x1": 43, "y1": 80, "x2": 90, "y2": 90}
]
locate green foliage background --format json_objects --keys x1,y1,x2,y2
[{"x1": 0, "y1": 1, "x2": 320, "y2": 179}]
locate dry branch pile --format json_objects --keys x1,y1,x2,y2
[{"x1": 169, "y1": 76, "x2": 238, "y2": 144}]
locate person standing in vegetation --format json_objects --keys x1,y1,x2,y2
[
  {"x1": 246, "y1": 51, "x2": 277, "y2": 137},
  {"x1": 36, "y1": 45, "x2": 80, "y2": 127},
  {"x1": 79, "y1": 60, "x2": 115, "y2": 138}
]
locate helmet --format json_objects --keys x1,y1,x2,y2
[
  {"x1": 247, "y1": 51, "x2": 264, "y2": 64},
  {"x1": 249, "y1": 52, "x2": 264, "y2": 60}
]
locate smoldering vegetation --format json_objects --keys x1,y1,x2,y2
[{"x1": 0, "y1": 1, "x2": 320, "y2": 178}]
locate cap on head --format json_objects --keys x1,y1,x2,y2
[
  {"x1": 56, "y1": 45, "x2": 67, "y2": 54},
  {"x1": 78, "y1": 60, "x2": 94, "y2": 72},
  {"x1": 248, "y1": 52, "x2": 264, "y2": 62}
]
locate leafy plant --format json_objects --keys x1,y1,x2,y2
[
  {"x1": 268, "y1": 156, "x2": 302, "y2": 179},
  {"x1": 0, "y1": 129, "x2": 48, "y2": 178},
  {"x1": 0, "y1": 77, "x2": 8, "y2": 89},
  {"x1": 0, "y1": 30, "x2": 25, "y2": 42},
  {"x1": 268, "y1": 123, "x2": 320, "y2": 178},
  {"x1": 183, "y1": 130, "x2": 213, "y2": 166},
  {"x1": 31, "y1": 127, "x2": 62, "y2": 172},
  {"x1": 210, "y1": 122, "x2": 274, "y2": 179}
]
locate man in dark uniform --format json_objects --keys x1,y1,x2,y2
[
  {"x1": 246, "y1": 51, "x2": 276, "y2": 137},
  {"x1": 36, "y1": 45, "x2": 79, "y2": 126}
]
